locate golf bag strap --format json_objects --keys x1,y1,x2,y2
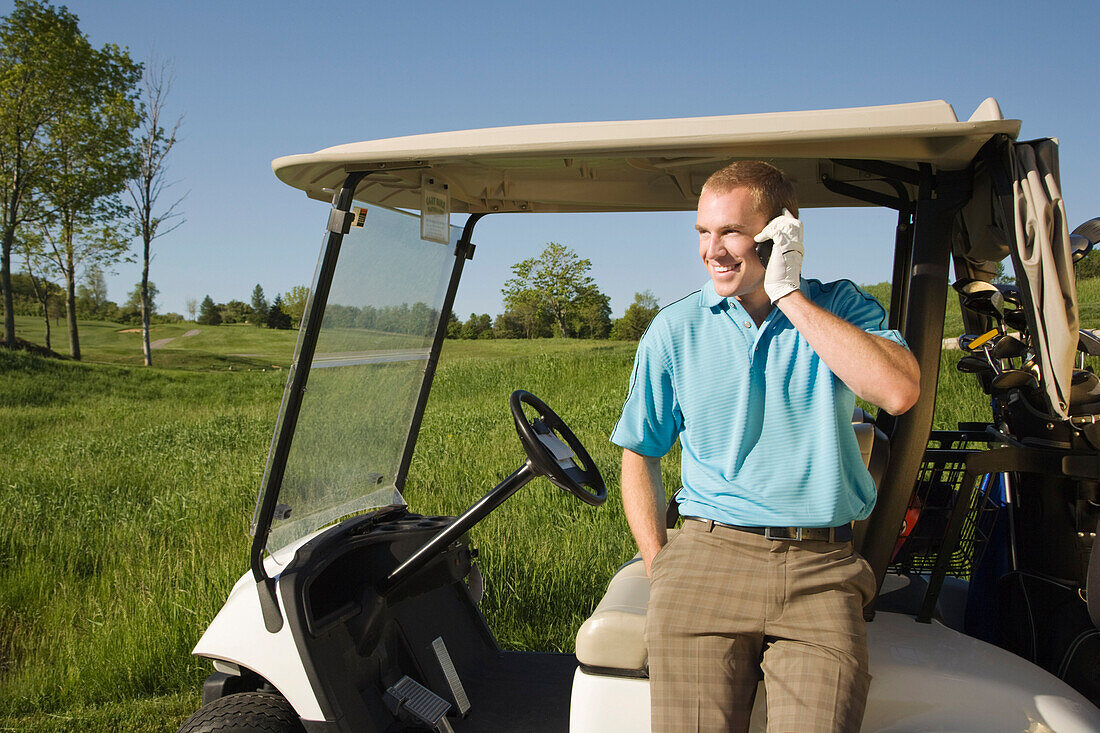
[{"x1": 1090, "y1": 519, "x2": 1100, "y2": 629}]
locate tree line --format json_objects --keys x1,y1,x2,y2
[
  {"x1": 447, "y1": 242, "x2": 660, "y2": 340},
  {"x1": 189, "y1": 284, "x2": 445, "y2": 338},
  {"x1": 181, "y1": 242, "x2": 660, "y2": 341},
  {"x1": 0, "y1": 1, "x2": 181, "y2": 365},
  {"x1": 192, "y1": 285, "x2": 307, "y2": 330},
  {"x1": 8, "y1": 238, "x2": 661, "y2": 343}
]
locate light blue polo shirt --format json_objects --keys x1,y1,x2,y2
[{"x1": 611, "y1": 278, "x2": 906, "y2": 528}]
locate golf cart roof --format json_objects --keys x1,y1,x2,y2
[{"x1": 273, "y1": 98, "x2": 1019, "y2": 213}]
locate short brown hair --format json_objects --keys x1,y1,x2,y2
[{"x1": 701, "y1": 161, "x2": 798, "y2": 218}]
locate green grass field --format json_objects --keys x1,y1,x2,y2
[
  {"x1": 9, "y1": 315, "x2": 299, "y2": 370},
  {"x1": 2, "y1": 279, "x2": 1096, "y2": 731}
]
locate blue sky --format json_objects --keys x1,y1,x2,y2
[{"x1": 12, "y1": 0, "x2": 1100, "y2": 319}]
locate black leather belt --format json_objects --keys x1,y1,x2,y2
[{"x1": 684, "y1": 516, "x2": 853, "y2": 543}]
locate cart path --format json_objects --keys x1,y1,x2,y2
[{"x1": 150, "y1": 328, "x2": 201, "y2": 349}]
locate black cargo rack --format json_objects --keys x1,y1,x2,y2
[{"x1": 887, "y1": 426, "x2": 1004, "y2": 623}]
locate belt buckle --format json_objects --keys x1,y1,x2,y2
[{"x1": 764, "y1": 527, "x2": 801, "y2": 541}]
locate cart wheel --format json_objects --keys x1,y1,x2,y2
[{"x1": 177, "y1": 692, "x2": 305, "y2": 733}]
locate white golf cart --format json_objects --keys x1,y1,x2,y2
[{"x1": 179, "y1": 99, "x2": 1100, "y2": 732}]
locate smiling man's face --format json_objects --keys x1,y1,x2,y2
[{"x1": 695, "y1": 186, "x2": 771, "y2": 303}]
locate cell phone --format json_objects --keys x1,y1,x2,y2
[{"x1": 756, "y1": 239, "x2": 773, "y2": 268}]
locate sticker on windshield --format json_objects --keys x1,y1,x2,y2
[
  {"x1": 351, "y1": 206, "x2": 368, "y2": 228},
  {"x1": 420, "y1": 175, "x2": 450, "y2": 244}
]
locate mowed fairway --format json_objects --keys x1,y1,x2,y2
[{"x1": 0, "y1": 291, "x2": 1090, "y2": 730}]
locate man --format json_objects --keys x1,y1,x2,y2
[{"x1": 611, "y1": 161, "x2": 919, "y2": 732}]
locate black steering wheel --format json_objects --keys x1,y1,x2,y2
[{"x1": 509, "y1": 390, "x2": 606, "y2": 506}]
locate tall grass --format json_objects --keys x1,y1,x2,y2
[
  {"x1": 1, "y1": 351, "x2": 284, "y2": 728},
  {"x1": 0, "y1": 329, "x2": 1055, "y2": 730}
]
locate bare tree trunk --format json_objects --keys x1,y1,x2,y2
[
  {"x1": 141, "y1": 235, "x2": 151, "y2": 366},
  {"x1": 64, "y1": 246, "x2": 79, "y2": 360},
  {"x1": 41, "y1": 295, "x2": 50, "y2": 350},
  {"x1": 129, "y1": 60, "x2": 183, "y2": 367}
]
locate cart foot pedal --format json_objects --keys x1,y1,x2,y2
[
  {"x1": 384, "y1": 676, "x2": 454, "y2": 732},
  {"x1": 432, "y1": 636, "x2": 471, "y2": 715}
]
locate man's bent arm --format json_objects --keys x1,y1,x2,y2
[
  {"x1": 776, "y1": 290, "x2": 920, "y2": 415},
  {"x1": 621, "y1": 448, "x2": 666, "y2": 576}
]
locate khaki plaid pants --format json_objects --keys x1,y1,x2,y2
[{"x1": 645, "y1": 520, "x2": 876, "y2": 733}]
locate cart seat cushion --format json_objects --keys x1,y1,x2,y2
[
  {"x1": 574, "y1": 538, "x2": 671, "y2": 672},
  {"x1": 576, "y1": 416, "x2": 887, "y2": 672}
]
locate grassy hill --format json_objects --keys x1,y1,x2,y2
[{"x1": 9, "y1": 316, "x2": 298, "y2": 370}]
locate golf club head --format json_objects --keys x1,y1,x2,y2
[
  {"x1": 953, "y1": 278, "x2": 1004, "y2": 319},
  {"x1": 957, "y1": 355, "x2": 993, "y2": 374},
  {"x1": 996, "y1": 283, "x2": 1021, "y2": 306},
  {"x1": 1079, "y1": 329, "x2": 1100, "y2": 357},
  {"x1": 959, "y1": 328, "x2": 1000, "y2": 353},
  {"x1": 991, "y1": 369, "x2": 1039, "y2": 392},
  {"x1": 992, "y1": 334, "x2": 1028, "y2": 361},
  {"x1": 1072, "y1": 217, "x2": 1100, "y2": 245},
  {"x1": 1071, "y1": 369, "x2": 1100, "y2": 408},
  {"x1": 1071, "y1": 217, "x2": 1099, "y2": 264},
  {"x1": 953, "y1": 278, "x2": 1000, "y2": 296},
  {"x1": 1004, "y1": 308, "x2": 1029, "y2": 333},
  {"x1": 1071, "y1": 235, "x2": 1094, "y2": 264},
  {"x1": 966, "y1": 290, "x2": 1005, "y2": 319}
]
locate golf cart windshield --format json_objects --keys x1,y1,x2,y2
[{"x1": 255, "y1": 203, "x2": 460, "y2": 553}]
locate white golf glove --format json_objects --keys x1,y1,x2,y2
[{"x1": 754, "y1": 209, "x2": 804, "y2": 303}]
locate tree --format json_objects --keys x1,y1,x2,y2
[
  {"x1": 185, "y1": 297, "x2": 197, "y2": 321},
  {"x1": 611, "y1": 290, "x2": 660, "y2": 340},
  {"x1": 197, "y1": 294, "x2": 221, "y2": 325},
  {"x1": 41, "y1": 221, "x2": 132, "y2": 358},
  {"x1": 127, "y1": 58, "x2": 183, "y2": 366},
  {"x1": 445, "y1": 311, "x2": 461, "y2": 339},
  {"x1": 124, "y1": 281, "x2": 157, "y2": 312},
  {"x1": 569, "y1": 284, "x2": 611, "y2": 339},
  {"x1": 219, "y1": 300, "x2": 251, "y2": 324},
  {"x1": 1, "y1": 1, "x2": 133, "y2": 348},
  {"x1": 993, "y1": 259, "x2": 1015, "y2": 285},
  {"x1": 282, "y1": 284, "x2": 309, "y2": 328},
  {"x1": 502, "y1": 242, "x2": 606, "y2": 337},
  {"x1": 118, "y1": 280, "x2": 157, "y2": 324},
  {"x1": 76, "y1": 265, "x2": 109, "y2": 315},
  {"x1": 1, "y1": 269, "x2": 60, "y2": 315},
  {"x1": 75, "y1": 265, "x2": 118, "y2": 321},
  {"x1": 249, "y1": 284, "x2": 268, "y2": 325},
  {"x1": 461, "y1": 313, "x2": 493, "y2": 339},
  {"x1": 30, "y1": 9, "x2": 141, "y2": 359},
  {"x1": 266, "y1": 295, "x2": 291, "y2": 330},
  {"x1": 17, "y1": 227, "x2": 61, "y2": 348},
  {"x1": 492, "y1": 310, "x2": 528, "y2": 339},
  {"x1": 1076, "y1": 253, "x2": 1100, "y2": 281},
  {"x1": 497, "y1": 289, "x2": 553, "y2": 339}
]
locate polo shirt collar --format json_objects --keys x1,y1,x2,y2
[
  {"x1": 698, "y1": 280, "x2": 725, "y2": 308},
  {"x1": 697, "y1": 278, "x2": 812, "y2": 310}
]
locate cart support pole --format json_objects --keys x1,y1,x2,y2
[
  {"x1": 249, "y1": 172, "x2": 367, "y2": 633},
  {"x1": 860, "y1": 168, "x2": 971, "y2": 619},
  {"x1": 395, "y1": 213, "x2": 486, "y2": 491}
]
